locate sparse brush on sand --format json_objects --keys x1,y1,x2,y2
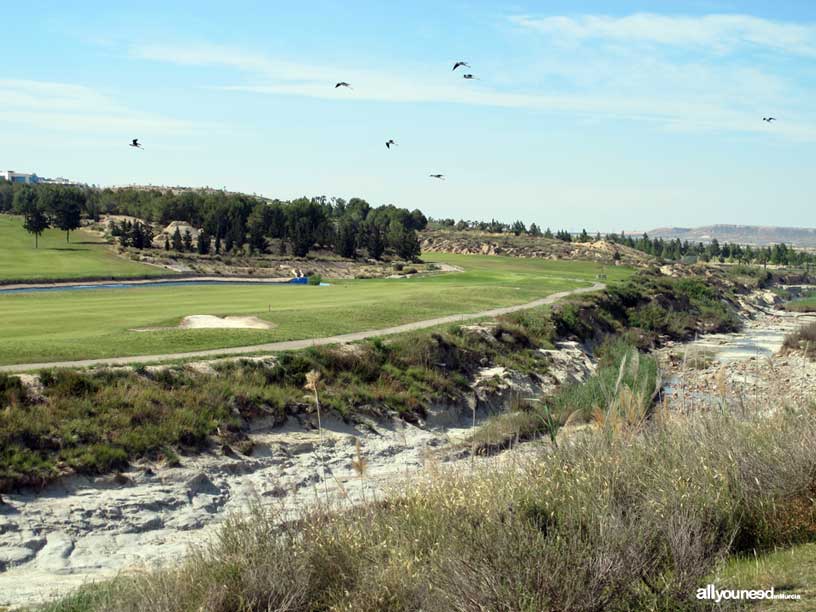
[
  {"x1": 40, "y1": 402, "x2": 816, "y2": 612},
  {"x1": 782, "y1": 320, "x2": 816, "y2": 359}
]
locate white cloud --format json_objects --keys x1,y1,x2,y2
[
  {"x1": 128, "y1": 31, "x2": 816, "y2": 142},
  {"x1": 509, "y1": 13, "x2": 816, "y2": 56},
  {"x1": 0, "y1": 79, "x2": 200, "y2": 134},
  {"x1": 133, "y1": 44, "x2": 333, "y2": 82}
]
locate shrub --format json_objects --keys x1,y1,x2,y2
[
  {"x1": 0, "y1": 373, "x2": 27, "y2": 406},
  {"x1": 782, "y1": 321, "x2": 816, "y2": 358},
  {"x1": 40, "y1": 370, "x2": 98, "y2": 398}
]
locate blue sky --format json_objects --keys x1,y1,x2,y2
[{"x1": 2, "y1": 1, "x2": 815, "y2": 231}]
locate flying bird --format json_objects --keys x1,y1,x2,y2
[
  {"x1": 452, "y1": 61, "x2": 470, "y2": 71},
  {"x1": 462, "y1": 74, "x2": 479, "y2": 80},
  {"x1": 335, "y1": 82, "x2": 353, "y2": 89},
  {"x1": 763, "y1": 117, "x2": 776, "y2": 122},
  {"x1": 429, "y1": 174, "x2": 445, "y2": 180},
  {"x1": 129, "y1": 139, "x2": 142, "y2": 149},
  {"x1": 385, "y1": 139, "x2": 397, "y2": 149}
]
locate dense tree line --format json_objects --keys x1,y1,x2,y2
[
  {"x1": 603, "y1": 232, "x2": 816, "y2": 267},
  {"x1": 432, "y1": 217, "x2": 597, "y2": 243},
  {"x1": 1, "y1": 181, "x2": 426, "y2": 260}
]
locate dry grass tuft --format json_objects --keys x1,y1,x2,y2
[{"x1": 782, "y1": 320, "x2": 816, "y2": 359}]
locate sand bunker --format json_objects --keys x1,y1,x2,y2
[
  {"x1": 133, "y1": 315, "x2": 275, "y2": 332},
  {"x1": 180, "y1": 315, "x2": 273, "y2": 330}
]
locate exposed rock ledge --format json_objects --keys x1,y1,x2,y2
[{"x1": 0, "y1": 341, "x2": 595, "y2": 608}]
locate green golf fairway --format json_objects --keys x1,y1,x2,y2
[
  {"x1": 0, "y1": 215, "x2": 164, "y2": 282},
  {"x1": 0, "y1": 254, "x2": 630, "y2": 366}
]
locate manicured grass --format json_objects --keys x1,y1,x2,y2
[
  {"x1": 711, "y1": 543, "x2": 816, "y2": 609},
  {"x1": 0, "y1": 255, "x2": 630, "y2": 366},
  {"x1": 0, "y1": 215, "x2": 164, "y2": 282}
]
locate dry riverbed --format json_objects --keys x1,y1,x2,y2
[
  {"x1": 660, "y1": 290, "x2": 816, "y2": 413},
  {"x1": 0, "y1": 345, "x2": 593, "y2": 608}
]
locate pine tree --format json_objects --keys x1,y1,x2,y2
[
  {"x1": 334, "y1": 218, "x2": 357, "y2": 258},
  {"x1": 366, "y1": 222, "x2": 385, "y2": 260},
  {"x1": 197, "y1": 230, "x2": 212, "y2": 255},
  {"x1": 290, "y1": 218, "x2": 314, "y2": 257},
  {"x1": 130, "y1": 222, "x2": 144, "y2": 249},
  {"x1": 172, "y1": 227, "x2": 183, "y2": 252},
  {"x1": 182, "y1": 229, "x2": 193, "y2": 252},
  {"x1": 118, "y1": 221, "x2": 132, "y2": 248},
  {"x1": 387, "y1": 222, "x2": 420, "y2": 261}
]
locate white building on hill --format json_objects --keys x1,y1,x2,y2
[
  {"x1": 0, "y1": 170, "x2": 79, "y2": 186},
  {"x1": 0, "y1": 170, "x2": 40, "y2": 184}
]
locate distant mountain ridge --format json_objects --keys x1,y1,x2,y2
[{"x1": 644, "y1": 225, "x2": 816, "y2": 248}]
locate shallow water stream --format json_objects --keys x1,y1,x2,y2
[{"x1": 662, "y1": 302, "x2": 816, "y2": 409}]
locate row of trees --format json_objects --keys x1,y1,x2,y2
[
  {"x1": 604, "y1": 232, "x2": 816, "y2": 266},
  {"x1": 114, "y1": 198, "x2": 424, "y2": 260},
  {"x1": 2, "y1": 182, "x2": 427, "y2": 260},
  {"x1": 4, "y1": 184, "x2": 86, "y2": 247},
  {"x1": 432, "y1": 217, "x2": 594, "y2": 241}
]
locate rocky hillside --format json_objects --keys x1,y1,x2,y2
[{"x1": 421, "y1": 229, "x2": 653, "y2": 266}]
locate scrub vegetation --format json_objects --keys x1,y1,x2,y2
[{"x1": 38, "y1": 404, "x2": 816, "y2": 612}]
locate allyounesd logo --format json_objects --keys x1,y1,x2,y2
[{"x1": 697, "y1": 584, "x2": 801, "y2": 603}]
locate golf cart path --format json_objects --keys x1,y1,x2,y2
[{"x1": 0, "y1": 281, "x2": 604, "y2": 373}]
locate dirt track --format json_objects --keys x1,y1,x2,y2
[{"x1": 0, "y1": 282, "x2": 604, "y2": 373}]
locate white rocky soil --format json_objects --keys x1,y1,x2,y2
[
  {"x1": 660, "y1": 289, "x2": 816, "y2": 412},
  {"x1": 0, "y1": 343, "x2": 593, "y2": 608}
]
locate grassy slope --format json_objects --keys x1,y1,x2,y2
[
  {"x1": 0, "y1": 255, "x2": 631, "y2": 365},
  {"x1": 711, "y1": 543, "x2": 816, "y2": 609},
  {"x1": 785, "y1": 291, "x2": 816, "y2": 312},
  {"x1": 0, "y1": 215, "x2": 163, "y2": 282}
]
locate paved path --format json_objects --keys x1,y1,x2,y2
[{"x1": 0, "y1": 282, "x2": 604, "y2": 373}]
